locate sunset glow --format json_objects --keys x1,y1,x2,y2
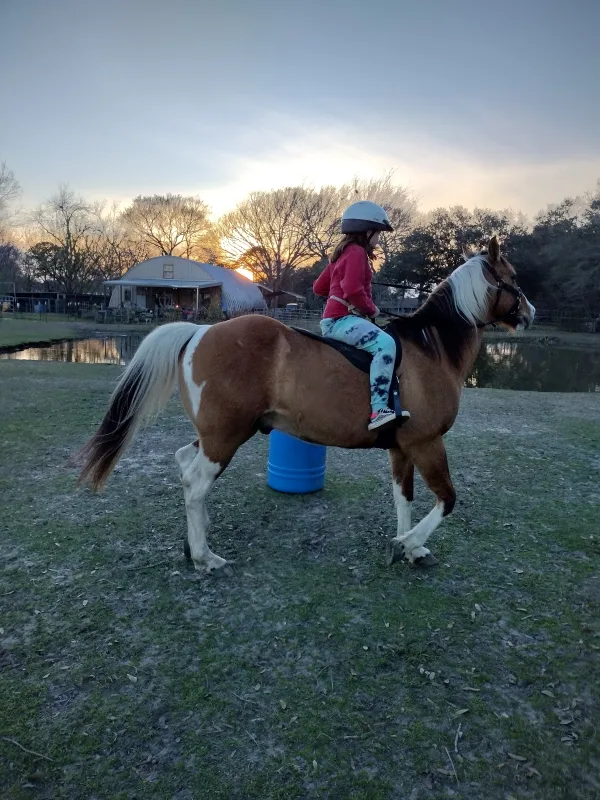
[{"x1": 236, "y1": 267, "x2": 254, "y2": 282}]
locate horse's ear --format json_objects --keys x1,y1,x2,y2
[{"x1": 487, "y1": 236, "x2": 500, "y2": 263}]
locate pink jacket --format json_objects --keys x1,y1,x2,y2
[{"x1": 313, "y1": 244, "x2": 377, "y2": 319}]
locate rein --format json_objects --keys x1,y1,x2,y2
[
  {"x1": 337, "y1": 262, "x2": 523, "y2": 329},
  {"x1": 372, "y1": 273, "x2": 521, "y2": 329}
]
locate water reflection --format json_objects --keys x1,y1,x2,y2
[
  {"x1": 0, "y1": 335, "x2": 145, "y2": 365},
  {"x1": 2, "y1": 336, "x2": 600, "y2": 392},
  {"x1": 467, "y1": 342, "x2": 600, "y2": 392}
]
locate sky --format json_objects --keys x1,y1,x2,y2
[{"x1": 2, "y1": 0, "x2": 599, "y2": 219}]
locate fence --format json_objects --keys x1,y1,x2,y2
[
  {"x1": 248, "y1": 308, "x2": 322, "y2": 332},
  {"x1": 4, "y1": 298, "x2": 597, "y2": 336},
  {"x1": 532, "y1": 310, "x2": 600, "y2": 333}
]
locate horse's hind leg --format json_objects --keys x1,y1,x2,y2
[
  {"x1": 175, "y1": 440, "x2": 232, "y2": 577},
  {"x1": 386, "y1": 438, "x2": 455, "y2": 568}
]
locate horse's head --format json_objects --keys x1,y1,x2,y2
[
  {"x1": 482, "y1": 236, "x2": 535, "y2": 330},
  {"x1": 453, "y1": 236, "x2": 535, "y2": 331}
]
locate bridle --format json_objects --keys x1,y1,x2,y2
[
  {"x1": 374, "y1": 260, "x2": 525, "y2": 328},
  {"x1": 482, "y1": 260, "x2": 523, "y2": 326}
]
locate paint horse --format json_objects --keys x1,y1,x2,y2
[{"x1": 78, "y1": 237, "x2": 535, "y2": 575}]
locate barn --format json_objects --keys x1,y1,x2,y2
[{"x1": 104, "y1": 256, "x2": 266, "y2": 316}]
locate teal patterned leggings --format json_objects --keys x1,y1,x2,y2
[{"x1": 321, "y1": 315, "x2": 396, "y2": 412}]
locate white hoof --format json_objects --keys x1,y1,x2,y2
[
  {"x1": 387, "y1": 543, "x2": 439, "y2": 568},
  {"x1": 408, "y1": 547, "x2": 439, "y2": 567},
  {"x1": 194, "y1": 554, "x2": 233, "y2": 577}
]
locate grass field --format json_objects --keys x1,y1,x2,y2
[
  {"x1": 0, "y1": 318, "x2": 88, "y2": 348},
  {"x1": 0, "y1": 360, "x2": 599, "y2": 799},
  {"x1": 0, "y1": 317, "x2": 158, "y2": 349}
]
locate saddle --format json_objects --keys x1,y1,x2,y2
[{"x1": 292, "y1": 326, "x2": 404, "y2": 418}]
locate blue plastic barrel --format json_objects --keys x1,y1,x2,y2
[{"x1": 268, "y1": 431, "x2": 327, "y2": 494}]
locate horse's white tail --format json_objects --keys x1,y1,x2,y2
[{"x1": 77, "y1": 322, "x2": 201, "y2": 489}]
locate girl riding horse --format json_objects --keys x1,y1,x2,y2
[
  {"x1": 77, "y1": 236, "x2": 535, "y2": 576},
  {"x1": 313, "y1": 201, "x2": 410, "y2": 430}
]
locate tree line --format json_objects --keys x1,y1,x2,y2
[{"x1": 1, "y1": 160, "x2": 598, "y2": 314}]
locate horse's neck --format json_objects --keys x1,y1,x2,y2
[
  {"x1": 457, "y1": 327, "x2": 485, "y2": 380},
  {"x1": 423, "y1": 323, "x2": 484, "y2": 375}
]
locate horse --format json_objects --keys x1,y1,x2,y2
[{"x1": 77, "y1": 236, "x2": 535, "y2": 576}]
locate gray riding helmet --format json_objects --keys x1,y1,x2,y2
[{"x1": 341, "y1": 201, "x2": 394, "y2": 234}]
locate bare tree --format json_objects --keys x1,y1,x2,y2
[
  {"x1": 122, "y1": 194, "x2": 213, "y2": 259},
  {"x1": 92, "y1": 202, "x2": 152, "y2": 280},
  {"x1": 0, "y1": 162, "x2": 22, "y2": 238},
  {"x1": 219, "y1": 177, "x2": 417, "y2": 293},
  {"x1": 301, "y1": 185, "x2": 347, "y2": 261},
  {"x1": 300, "y1": 173, "x2": 417, "y2": 267},
  {"x1": 218, "y1": 187, "x2": 316, "y2": 289},
  {"x1": 30, "y1": 186, "x2": 101, "y2": 293},
  {"x1": 345, "y1": 174, "x2": 417, "y2": 265}
]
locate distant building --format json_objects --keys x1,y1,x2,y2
[
  {"x1": 379, "y1": 296, "x2": 420, "y2": 314},
  {"x1": 104, "y1": 256, "x2": 266, "y2": 315},
  {"x1": 256, "y1": 284, "x2": 306, "y2": 309}
]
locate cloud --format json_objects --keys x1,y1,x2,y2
[
  {"x1": 37, "y1": 112, "x2": 600, "y2": 221},
  {"x1": 176, "y1": 112, "x2": 600, "y2": 218}
]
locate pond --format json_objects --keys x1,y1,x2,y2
[
  {"x1": 0, "y1": 335, "x2": 147, "y2": 366},
  {"x1": 1, "y1": 335, "x2": 600, "y2": 392},
  {"x1": 467, "y1": 341, "x2": 600, "y2": 392}
]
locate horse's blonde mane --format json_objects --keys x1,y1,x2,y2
[
  {"x1": 447, "y1": 255, "x2": 491, "y2": 326},
  {"x1": 391, "y1": 250, "x2": 494, "y2": 366}
]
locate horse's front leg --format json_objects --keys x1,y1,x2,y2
[
  {"x1": 386, "y1": 438, "x2": 455, "y2": 568},
  {"x1": 389, "y1": 447, "x2": 414, "y2": 538}
]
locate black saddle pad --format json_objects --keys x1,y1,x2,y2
[{"x1": 292, "y1": 326, "x2": 402, "y2": 374}]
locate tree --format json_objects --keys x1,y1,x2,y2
[
  {"x1": 572, "y1": 190, "x2": 600, "y2": 311},
  {"x1": 219, "y1": 177, "x2": 417, "y2": 293},
  {"x1": 502, "y1": 183, "x2": 600, "y2": 314},
  {"x1": 17, "y1": 250, "x2": 40, "y2": 291},
  {"x1": 380, "y1": 206, "x2": 527, "y2": 296},
  {"x1": 0, "y1": 162, "x2": 21, "y2": 238},
  {"x1": 92, "y1": 202, "x2": 151, "y2": 280},
  {"x1": 0, "y1": 243, "x2": 21, "y2": 290},
  {"x1": 301, "y1": 185, "x2": 348, "y2": 262},
  {"x1": 289, "y1": 260, "x2": 327, "y2": 309},
  {"x1": 219, "y1": 187, "x2": 316, "y2": 290},
  {"x1": 300, "y1": 174, "x2": 417, "y2": 267},
  {"x1": 347, "y1": 174, "x2": 417, "y2": 267},
  {"x1": 29, "y1": 241, "x2": 64, "y2": 289},
  {"x1": 122, "y1": 194, "x2": 213, "y2": 260},
  {"x1": 533, "y1": 188, "x2": 600, "y2": 312},
  {"x1": 30, "y1": 186, "x2": 100, "y2": 293}
]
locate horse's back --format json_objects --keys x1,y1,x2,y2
[{"x1": 183, "y1": 313, "x2": 463, "y2": 451}]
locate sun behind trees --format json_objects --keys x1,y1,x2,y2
[{"x1": 217, "y1": 175, "x2": 418, "y2": 290}]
